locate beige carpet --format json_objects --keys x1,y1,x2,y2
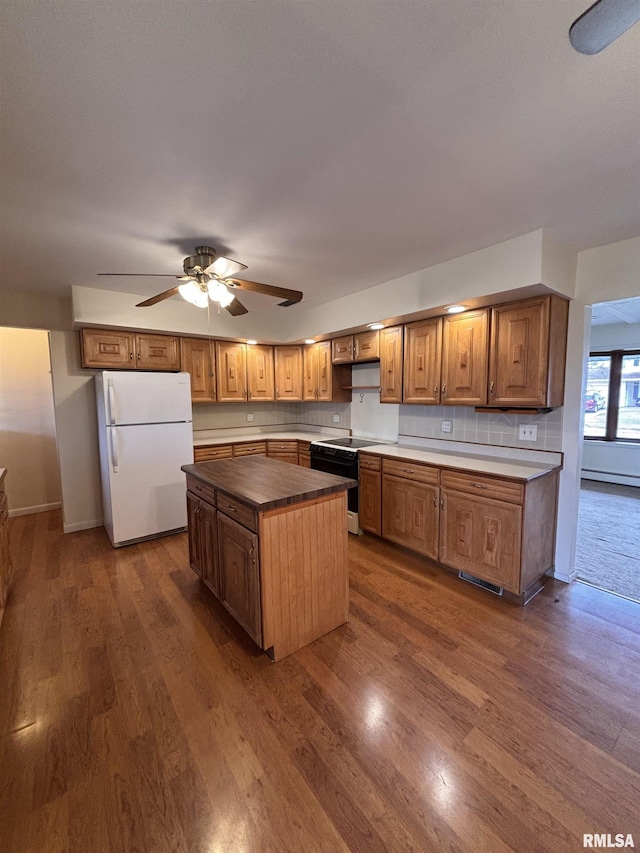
[{"x1": 575, "y1": 479, "x2": 640, "y2": 602}]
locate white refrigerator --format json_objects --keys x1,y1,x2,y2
[{"x1": 95, "y1": 371, "x2": 194, "y2": 547}]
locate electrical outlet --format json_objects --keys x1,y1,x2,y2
[
  {"x1": 246, "y1": 413, "x2": 254, "y2": 422},
  {"x1": 441, "y1": 420, "x2": 452, "y2": 434},
  {"x1": 333, "y1": 414, "x2": 340, "y2": 423},
  {"x1": 519, "y1": 425, "x2": 537, "y2": 441}
]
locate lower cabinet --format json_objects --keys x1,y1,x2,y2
[
  {"x1": 217, "y1": 512, "x2": 261, "y2": 646},
  {"x1": 362, "y1": 452, "x2": 559, "y2": 602},
  {"x1": 267, "y1": 440, "x2": 299, "y2": 465}
]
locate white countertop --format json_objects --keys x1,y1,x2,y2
[{"x1": 360, "y1": 443, "x2": 560, "y2": 481}]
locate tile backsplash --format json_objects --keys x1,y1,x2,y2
[
  {"x1": 399, "y1": 404, "x2": 563, "y2": 451},
  {"x1": 192, "y1": 401, "x2": 351, "y2": 432}
]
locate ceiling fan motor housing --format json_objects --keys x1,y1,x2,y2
[{"x1": 184, "y1": 246, "x2": 218, "y2": 275}]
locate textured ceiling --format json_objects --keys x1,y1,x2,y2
[{"x1": 1, "y1": 0, "x2": 639, "y2": 317}]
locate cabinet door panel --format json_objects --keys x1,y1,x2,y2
[
  {"x1": 354, "y1": 330, "x2": 380, "y2": 362},
  {"x1": 440, "y1": 491, "x2": 521, "y2": 593},
  {"x1": 380, "y1": 326, "x2": 403, "y2": 403},
  {"x1": 489, "y1": 298, "x2": 549, "y2": 406},
  {"x1": 332, "y1": 335, "x2": 353, "y2": 364},
  {"x1": 441, "y1": 310, "x2": 488, "y2": 405},
  {"x1": 81, "y1": 328, "x2": 135, "y2": 369},
  {"x1": 186, "y1": 492, "x2": 203, "y2": 577},
  {"x1": 360, "y1": 469, "x2": 381, "y2": 536},
  {"x1": 216, "y1": 342, "x2": 247, "y2": 402},
  {"x1": 382, "y1": 474, "x2": 438, "y2": 560},
  {"x1": 274, "y1": 346, "x2": 303, "y2": 401},
  {"x1": 136, "y1": 334, "x2": 180, "y2": 370},
  {"x1": 247, "y1": 345, "x2": 274, "y2": 401},
  {"x1": 201, "y1": 502, "x2": 220, "y2": 598},
  {"x1": 303, "y1": 345, "x2": 318, "y2": 400},
  {"x1": 218, "y1": 513, "x2": 261, "y2": 646},
  {"x1": 403, "y1": 319, "x2": 442, "y2": 404},
  {"x1": 316, "y1": 341, "x2": 333, "y2": 401},
  {"x1": 181, "y1": 338, "x2": 215, "y2": 402}
]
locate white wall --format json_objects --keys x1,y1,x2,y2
[
  {"x1": 350, "y1": 363, "x2": 399, "y2": 441},
  {"x1": 0, "y1": 327, "x2": 62, "y2": 514}
]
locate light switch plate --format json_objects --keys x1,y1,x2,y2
[
  {"x1": 519, "y1": 425, "x2": 537, "y2": 441},
  {"x1": 441, "y1": 420, "x2": 452, "y2": 433}
]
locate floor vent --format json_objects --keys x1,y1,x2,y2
[{"x1": 458, "y1": 572, "x2": 504, "y2": 596}]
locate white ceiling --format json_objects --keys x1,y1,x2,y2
[
  {"x1": 1, "y1": 1, "x2": 639, "y2": 317},
  {"x1": 591, "y1": 296, "x2": 640, "y2": 326}
]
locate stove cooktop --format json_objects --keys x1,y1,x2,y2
[{"x1": 313, "y1": 437, "x2": 382, "y2": 449}]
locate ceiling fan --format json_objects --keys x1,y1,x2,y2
[{"x1": 98, "y1": 246, "x2": 303, "y2": 316}]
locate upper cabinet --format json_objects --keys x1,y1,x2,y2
[
  {"x1": 274, "y1": 346, "x2": 303, "y2": 401},
  {"x1": 332, "y1": 331, "x2": 380, "y2": 364},
  {"x1": 379, "y1": 326, "x2": 403, "y2": 403},
  {"x1": 488, "y1": 295, "x2": 568, "y2": 408},
  {"x1": 441, "y1": 309, "x2": 489, "y2": 406},
  {"x1": 181, "y1": 337, "x2": 216, "y2": 403},
  {"x1": 215, "y1": 342, "x2": 274, "y2": 403},
  {"x1": 303, "y1": 341, "x2": 351, "y2": 402},
  {"x1": 81, "y1": 328, "x2": 180, "y2": 370},
  {"x1": 403, "y1": 318, "x2": 442, "y2": 404}
]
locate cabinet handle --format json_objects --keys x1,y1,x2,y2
[
  {"x1": 472, "y1": 482, "x2": 488, "y2": 489},
  {"x1": 248, "y1": 388, "x2": 252, "y2": 400},
  {"x1": 401, "y1": 467, "x2": 414, "y2": 474},
  {"x1": 275, "y1": 387, "x2": 279, "y2": 396},
  {"x1": 440, "y1": 496, "x2": 445, "y2": 509},
  {"x1": 1, "y1": 509, "x2": 8, "y2": 521},
  {"x1": 489, "y1": 380, "x2": 494, "y2": 395},
  {"x1": 225, "y1": 505, "x2": 237, "y2": 513},
  {"x1": 442, "y1": 383, "x2": 447, "y2": 399},
  {"x1": 129, "y1": 351, "x2": 134, "y2": 361},
  {"x1": 137, "y1": 352, "x2": 141, "y2": 361},
  {"x1": 433, "y1": 494, "x2": 437, "y2": 508},
  {"x1": 433, "y1": 383, "x2": 439, "y2": 395}
]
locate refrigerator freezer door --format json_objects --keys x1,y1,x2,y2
[
  {"x1": 100, "y1": 371, "x2": 192, "y2": 425},
  {"x1": 104, "y1": 421, "x2": 193, "y2": 546}
]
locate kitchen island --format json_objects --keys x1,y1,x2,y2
[{"x1": 182, "y1": 455, "x2": 356, "y2": 660}]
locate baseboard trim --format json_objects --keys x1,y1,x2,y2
[
  {"x1": 63, "y1": 519, "x2": 103, "y2": 533},
  {"x1": 8, "y1": 502, "x2": 61, "y2": 517},
  {"x1": 581, "y1": 471, "x2": 640, "y2": 488}
]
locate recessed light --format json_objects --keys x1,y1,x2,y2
[
  {"x1": 367, "y1": 323, "x2": 385, "y2": 330},
  {"x1": 246, "y1": 339, "x2": 258, "y2": 345},
  {"x1": 444, "y1": 305, "x2": 467, "y2": 314},
  {"x1": 304, "y1": 339, "x2": 315, "y2": 345}
]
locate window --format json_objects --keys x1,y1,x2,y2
[{"x1": 584, "y1": 350, "x2": 640, "y2": 441}]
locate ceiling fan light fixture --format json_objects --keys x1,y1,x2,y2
[
  {"x1": 207, "y1": 280, "x2": 234, "y2": 308},
  {"x1": 178, "y1": 281, "x2": 208, "y2": 308},
  {"x1": 569, "y1": 0, "x2": 640, "y2": 54}
]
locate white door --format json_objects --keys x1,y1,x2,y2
[
  {"x1": 106, "y1": 421, "x2": 193, "y2": 545},
  {"x1": 101, "y1": 371, "x2": 192, "y2": 425}
]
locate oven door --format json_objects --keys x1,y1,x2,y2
[{"x1": 310, "y1": 449, "x2": 359, "y2": 514}]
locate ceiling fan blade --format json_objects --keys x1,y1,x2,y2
[
  {"x1": 225, "y1": 296, "x2": 249, "y2": 316},
  {"x1": 226, "y1": 277, "x2": 303, "y2": 306},
  {"x1": 136, "y1": 286, "x2": 182, "y2": 307},
  {"x1": 205, "y1": 256, "x2": 248, "y2": 278},
  {"x1": 98, "y1": 273, "x2": 185, "y2": 277}
]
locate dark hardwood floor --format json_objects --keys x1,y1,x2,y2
[{"x1": 1, "y1": 510, "x2": 639, "y2": 852}]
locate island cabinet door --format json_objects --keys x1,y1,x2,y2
[
  {"x1": 186, "y1": 492, "x2": 204, "y2": 577},
  {"x1": 359, "y1": 468, "x2": 381, "y2": 536},
  {"x1": 218, "y1": 513, "x2": 262, "y2": 647},
  {"x1": 200, "y1": 501, "x2": 220, "y2": 598}
]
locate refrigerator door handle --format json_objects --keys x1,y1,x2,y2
[
  {"x1": 107, "y1": 379, "x2": 117, "y2": 425},
  {"x1": 110, "y1": 429, "x2": 119, "y2": 473}
]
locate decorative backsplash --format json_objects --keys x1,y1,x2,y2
[{"x1": 192, "y1": 401, "x2": 351, "y2": 432}]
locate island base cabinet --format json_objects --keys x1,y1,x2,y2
[
  {"x1": 439, "y1": 491, "x2": 522, "y2": 594},
  {"x1": 218, "y1": 513, "x2": 261, "y2": 647},
  {"x1": 382, "y1": 475, "x2": 439, "y2": 561},
  {"x1": 359, "y1": 469, "x2": 381, "y2": 536}
]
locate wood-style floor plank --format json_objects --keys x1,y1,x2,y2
[{"x1": 1, "y1": 511, "x2": 639, "y2": 852}]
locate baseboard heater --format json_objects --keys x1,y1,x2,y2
[{"x1": 458, "y1": 571, "x2": 504, "y2": 596}]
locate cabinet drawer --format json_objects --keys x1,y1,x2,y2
[
  {"x1": 382, "y1": 457, "x2": 439, "y2": 485},
  {"x1": 194, "y1": 444, "x2": 233, "y2": 462},
  {"x1": 186, "y1": 477, "x2": 217, "y2": 507},
  {"x1": 267, "y1": 440, "x2": 298, "y2": 454},
  {"x1": 359, "y1": 453, "x2": 381, "y2": 472},
  {"x1": 441, "y1": 470, "x2": 524, "y2": 504},
  {"x1": 268, "y1": 452, "x2": 299, "y2": 466},
  {"x1": 217, "y1": 492, "x2": 258, "y2": 532},
  {"x1": 233, "y1": 441, "x2": 267, "y2": 457}
]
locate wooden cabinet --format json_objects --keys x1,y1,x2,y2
[
  {"x1": 379, "y1": 326, "x2": 403, "y2": 403},
  {"x1": 303, "y1": 342, "x2": 351, "y2": 402},
  {"x1": 441, "y1": 309, "x2": 489, "y2": 406},
  {"x1": 181, "y1": 337, "x2": 216, "y2": 402},
  {"x1": 267, "y1": 440, "x2": 299, "y2": 465},
  {"x1": 218, "y1": 511, "x2": 261, "y2": 646},
  {"x1": 233, "y1": 441, "x2": 267, "y2": 457},
  {"x1": 403, "y1": 318, "x2": 442, "y2": 404},
  {"x1": 194, "y1": 444, "x2": 233, "y2": 462},
  {"x1": 215, "y1": 342, "x2": 274, "y2": 402},
  {"x1": 381, "y1": 458, "x2": 439, "y2": 560},
  {"x1": 332, "y1": 331, "x2": 380, "y2": 364},
  {"x1": 186, "y1": 489, "x2": 219, "y2": 596},
  {"x1": 488, "y1": 295, "x2": 568, "y2": 408},
  {"x1": 0, "y1": 470, "x2": 13, "y2": 628},
  {"x1": 359, "y1": 454, "x2": 381, "y2": 536},
  {"x1": 298, "y1": 441, "x2": 311, "y2": 468},
  {"x1": 274, "y1": 346, "x2": 303, "y2": 401},
  {"x1": 81, "y1": 328, "x2": 180, "y2": 370}
]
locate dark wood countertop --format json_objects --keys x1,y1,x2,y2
[{"x1": 182, "y1": 456, "x2": 357, "y2": 511}]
